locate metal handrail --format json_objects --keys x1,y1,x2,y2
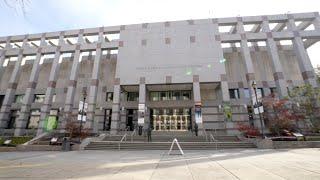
[
  {"x1": 210, "y1": 134, "x2": 217, "y2": 142},
  {"x1": 118, "y1": 133, "x2": 127, "y2": 150},
  {"x1": 130, "y1": 129, "x2": 136, "y2": 142},
  {"x1": 210, "y1": 133, "x2": 218, "y2": 151},
  {"x1": 203, "y1": 129, "x2": 208, "y2": 142}
]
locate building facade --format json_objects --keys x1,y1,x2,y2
[{"x1": 0, "y1": 12, "x2": 319, "y2": 136}]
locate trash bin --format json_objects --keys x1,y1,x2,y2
[{"x1": 61, "y1": 137, "x2": 71, "y2": 151}]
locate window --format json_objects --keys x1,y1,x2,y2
[
  {"x1": 7, "y1": 110, "x2": 19, "y2": 129},
  {"x1": 0, "y1": 95, "x2": 4, "y2": 108},
  {"x1": 181, "y1": 91, "x2": 191, "y2": 100},
  {"x1": 149, "y1": 91, "x2": 191, "y2": 101},
  {"x1": 150, "y1": 92, "x2": 160, "y2": 101},
  {"x1": 27, "y1": 109, "x2": 40, "y2": 129},
  {"x1": 14, "y1": 94, "x2": 24, "y2": 104},
  {"x1": 257, "y1": 88, "x2": 265, "y2": 97},
  {"x1": 127, "y1": 92, "x2": 139, "y2": 101},
  {"x1": 270, "y1": 87, "x2": 277, "y2": 95},
  {"x1": 106, "y1": 92, "x2": 113, "y2": 102},
  {"x1": 229, "y1": 89, "x2": 240, "y2": 99},
  {"x1": 172, "y1": 91, "x2": 181, "y2": 100},
  {"x1": 34, "y1": 94, "x2": 45, "y2": 103},
  {"x1": 160, "y1": 91, "x2": 167, "y2": 101},
  {"x1": 244, "y1": 88, "x2": 250, "y2": 98}
]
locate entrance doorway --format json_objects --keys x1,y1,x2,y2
[
  {"x1": 126, "y1": 109, "x2": 138, "y2": 131},
  {"x1": 150, "y1": 108, "x2": 191, "y2": 131}
]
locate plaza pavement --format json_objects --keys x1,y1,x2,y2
[{"x1": 0, "y1": 148, "x2": 320, "y2": 180}]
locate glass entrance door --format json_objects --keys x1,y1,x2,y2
[{"x1": 151, "y1": 108, "x2": 191, "y2": 131}]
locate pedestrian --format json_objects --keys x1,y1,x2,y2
[
  {"x1": 194, "y1": 123, "x2": 198, "y2": 136},
  {"x1": 147, "y1": 125, "x2": 152, "y2": 142}
]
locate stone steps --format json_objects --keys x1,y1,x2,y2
[
  {"x1": 103, "y1": 135, "x2": 239, "y2": 142},
  {"x1": 85, "y1": 141, "x2": 256, "y2": 150}
]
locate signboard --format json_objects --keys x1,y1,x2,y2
[
  {"x1": 78, "y1": 101, "x2": 88, "y2": 122},
  {"x1": 195, "y1": 104, "x2": 202, "y2": 124},
  {"x1": 223, "y1": 103, "x2": 232, "y2": 121},
  {"x1": 138, "y1": 103, "x2": 145, "y2": 124},
  {"x1": 251, "y1": 89, "x2": 264, "y2": 115}
]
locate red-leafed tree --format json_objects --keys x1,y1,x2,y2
[
  {"x1": 262, "y1": 95, "x2": 305, "y2": 136},
  {"x1": 237, "y1": 123, "x2": 260, "y2": 137}
]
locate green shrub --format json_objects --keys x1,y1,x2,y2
[
  {"x1": 305, "y1": 136, "x2": 320, "y2": 141},
  {"x1": 10, "y1": 136, "x2": 33, "y2": 145},
  {"x1": 0, "y1": 138, "x2": 4, "y2": 145}
]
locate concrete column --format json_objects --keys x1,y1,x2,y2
[
  {"x1": 110, "y1": 78, "x2": 120, "y2": 134},
  {"x1": 261, "y1": 19, "x2": 288, "y2": 97},
  {"x1": 15, "y1": 35, "x2": 46, "y2": 136},
  {"x1": 37, "y1": 46, "x2": 62, "y2": 135},
  {"x1": 0, "y1": 50, "x2": 6, "y2": 80},
  {"x1": 237, "y1": 19, "x2": 256, "y2": 99},
  {"x1": 313, "y1": 12, "x2": 320, "y2": 30},
  {"x1": 138, "y1": 77, "x2": 147, "y2": 129},
  {"x1": 0, "y1": 50, "x2": 24, "y2": 129},
  {"x1": 192, "y1": 75, "x2": 203, "y2": 133},
  {"x1": 287, "y1": 16, "x2": 318, "y2": 87},
  {"x1": 212, "y1": 19, "x2": 230, "y2": 102},
  {"x1": 59, "y1": 46, "x2": 81, "y2": 129},
  {"x1": 59, "y1": 30, "x2": 84, "y2": 130},
  {"x1": 86, "y1": 43, "x2": 103, "y2": 132}
]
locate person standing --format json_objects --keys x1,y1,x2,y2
[
  {"x1": 194, "y1": 123, "x2": 198, "y2": 136},
  {"x1": 147, "y1": 125, "x2": 152, "y2": 142}
]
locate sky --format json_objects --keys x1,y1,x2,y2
[{"x1": 0, "y1": 0, "x2": 319, "y2": 68}]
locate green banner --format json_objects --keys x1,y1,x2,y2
[
  {"x1": 44, "y1": 116, "x2": 58, "y2": 132},
  {"x1": 223, "y1": 103, "x2": 232, "y2": 121}
]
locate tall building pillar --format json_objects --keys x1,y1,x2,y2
[
  {"x1": 312, "y1": 12, "x2": 320, "y2": 30},
  {"x1": 86, "y1": 42, "x2": 103, "y2": 132},
  {"x1": 138, "y1": 77, "x2": 147, "y2": 130},
  {"x1": 0, "y1": 50, "x2": 6, "y2": 79},
  {"x1": 15, "y1": 35, "x2": 46, "y2": 136},
  {"x1": 59, "y1": 45, "x2": 81, "y2": 130},
  {"x1": 110, "y1": 78, "x2": 120, "y2": 135},
  {"x1": 192, "y1": 75, "x2": 203, "y2": 133},
  {"x1": 261, "y1": 18, "x2": 288, "y2": 97},
  {"x1": 0, "y1": 50, "x2": 24, "y2": 129},
  {"x1": 287, "y1": 15, "x2": 318, "y2": 87},
  {"x1": 211, "y1": 19, "x2": 231, "y2": 103},
  {"x1": 237, "y1": 18, "x2": 256, "y2": 98},
  {"x1": 37, "y1": 46, "x2": 62, "y2": 135}
]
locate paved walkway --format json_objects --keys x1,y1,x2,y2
[{"x1": 0, "y1": 149, "x2": 320, "y2": 179}]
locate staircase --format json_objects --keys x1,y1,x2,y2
[{"x1": 84, "y1": 131, "x2": 256, "y2": 150}]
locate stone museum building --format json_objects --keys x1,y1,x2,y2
[{"x1": 0, "y1": 12, "x2": 319, "y2": 136}]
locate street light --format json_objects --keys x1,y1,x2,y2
[
  {"x1": 252, "y1": 81, "x2": 265, "y2": 138},
  {"x1": 79, "y1": 90, "x2": 87, "y2": 142}
]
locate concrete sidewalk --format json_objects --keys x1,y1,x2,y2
[{"x1": 0, "y1": 149, "x2": 320, "y2": 179}]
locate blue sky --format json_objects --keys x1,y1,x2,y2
[{"x1": 0, "y1": 0, "x2": 319, "y2": 67}]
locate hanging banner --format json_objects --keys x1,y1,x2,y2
[
  {"x1": 195, "y1": 103, "x2": 202, "y2": 124},
  {"x1": 223, "y1": 103, "x2": 232, "y2": 121},
  {"x1": 138, "y1": 103, "x2": 145, "y2": 124},
  {"x1": 78, "y1": 101, "x2": 88, "y2": 121},
  {"x1": 44, "y1": 116, "x2": 58, "y2": 132}
]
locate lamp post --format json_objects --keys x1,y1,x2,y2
[
  {"x1": 79, "y1": 90, "x2": 87, "y2": 142},
  {"x1": 252, "y1": 81, "x2": 265, "y2": 138}
]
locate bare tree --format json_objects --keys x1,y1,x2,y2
[{"x1": 2, "y1": 0, "x2": 29, "y2": 15}]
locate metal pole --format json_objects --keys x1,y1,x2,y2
[{"x1": 253, "y1": 87, "x2": 264, "y2": 138}]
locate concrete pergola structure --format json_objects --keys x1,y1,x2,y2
[{"x1": 0, "y1": 12, "x2": 319, "y2": 136}]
